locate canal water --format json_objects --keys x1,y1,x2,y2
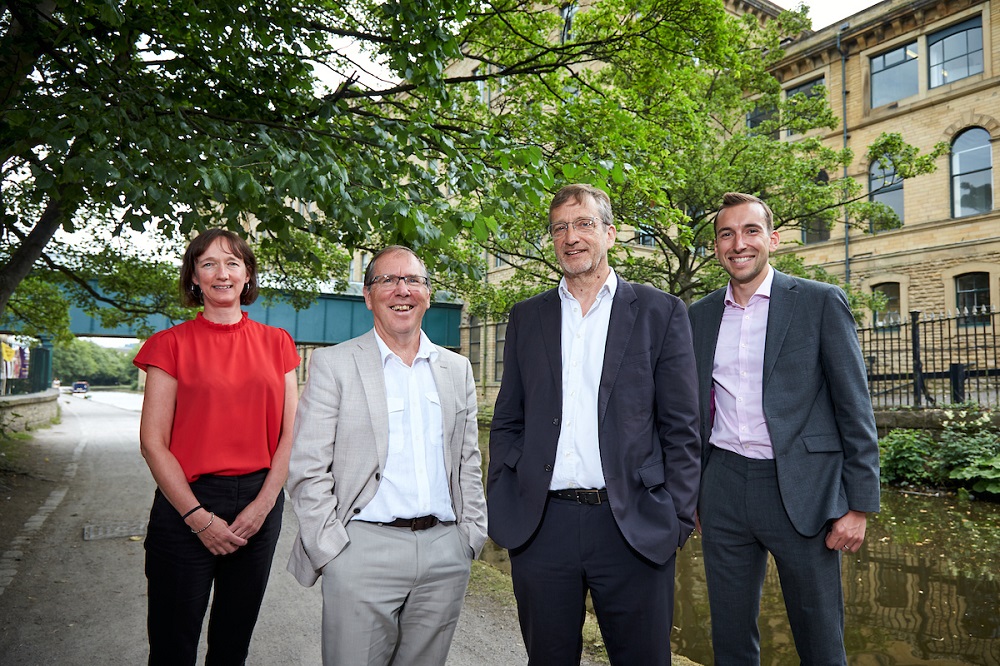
[{"x1": 477, "y1": 432, "x2": 1000, "y2": 665}]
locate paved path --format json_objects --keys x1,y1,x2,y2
[{"x1": 0, "y1": 392, "x2": 534, "y2": 665}]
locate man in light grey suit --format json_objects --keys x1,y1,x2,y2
[
  {"x1": 287, "y1": 245, "x2": 488, "y2": 666},
  {"x1": 688, "y1": 193, "x2": 880, "y2": 665}
]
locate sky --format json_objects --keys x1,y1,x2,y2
[{"x1": 771, "y1": 0, "x2": 883, "y2": 31}]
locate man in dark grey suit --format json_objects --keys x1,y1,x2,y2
[
  {"x1": 489, "y1": 184, "x2": 701, "y2": 665},
  {"x1": 688, "y1": 192, "x2": 880, "y2": 665}
]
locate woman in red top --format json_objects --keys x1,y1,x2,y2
[{"x1": 134, "y1": 229, "x2": 300, "y2": 665}]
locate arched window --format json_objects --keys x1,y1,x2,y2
[
  {"x1": 560, "y1": 3, "x2": 579, "y2": 44},
  {"x1": 872, "y1": 282, "x2": 901, "y2": 327},
  {"x1": 869, "y1": 160, "x2": 904, "y2": 230},
  {"x1": 950, "y1": 127, "x2": 993, "y2": 218}
]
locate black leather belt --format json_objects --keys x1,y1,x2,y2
[
  {"x1": 372, "y1": 516, "x2": 452, "y2": 531},
  {"x1": 548, "y1": 488, "x2": 608, "y2": 505}
]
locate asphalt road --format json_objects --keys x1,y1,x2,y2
[{"x1": 0, "y1": 392, "x2": 531, "y2": 665}]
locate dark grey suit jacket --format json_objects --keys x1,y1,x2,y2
[
  {"x1": 688, "y1": 270, "x2": 880, "y2": 537},
  {"x1": 488, "y1": 277, "x2": 701, "y2": 565}
]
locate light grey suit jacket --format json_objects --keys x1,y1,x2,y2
[
  {"x1": 286, "y1": 330, "x2": 488, "y2": 587},
  {"x1": 688, "y1": 270, "x2": 880, "y2": 537}
]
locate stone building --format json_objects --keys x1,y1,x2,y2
[{"x1": 771, "y1": 0, "x2": 998, "y2": 322}]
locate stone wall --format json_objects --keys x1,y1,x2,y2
[
  {"x1": 874, "y1": 408, "x2": 1000, "y2": 438},
  {"x1": 0, "y1": 389, "x2": 60, "y2": 434}
]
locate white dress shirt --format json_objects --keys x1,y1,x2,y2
[
  {"x1": 549, "y1": 269, "x2": 618, "y2": 490},
  {"x1": 354, "y1": 330, "x2": 456, "y2": 522}
]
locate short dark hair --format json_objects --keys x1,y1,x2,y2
[
  {"x1": 179, "y1": 229, "x2": 259, "y2": 307},
  {"x1": 363, "y1": 245, "x2": 429, "y2": 288},
  {"x1": 549, "y1": 184, "x2": 614, "y2": 228},
  {"x1": 715, "y1": 192, "x2": 774, "y2": 233}
]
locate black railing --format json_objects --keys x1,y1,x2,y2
[{"x1": 859, "y1": 308, "x2": 1000, "y2": 409}]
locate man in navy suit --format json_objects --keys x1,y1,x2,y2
[
  {"x1": 488, "y1": 183, "x2": 701, "y2": 665},
  {"x1": 688, "y1": 192, "x2": 880, "y2": 665}
]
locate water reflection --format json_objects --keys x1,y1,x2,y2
[{"x1": 477, "y1": 432, "x2": 1000, "y2": 664}]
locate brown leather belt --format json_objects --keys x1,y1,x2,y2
[
  {"x1": 372, "y1": 516, "x2": 453, "y2": 531},
  {"x1": 548, "y1": 488, "x2": 609, "y2": 505}
]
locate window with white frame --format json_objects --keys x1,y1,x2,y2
[
  {"x1": 929, "y1": 16, "x2": 983, "y2": 88},
  {"x1": 950, "y1": 127, "x2": 993, "y2": 218}
]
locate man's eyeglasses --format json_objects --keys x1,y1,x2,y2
[
  {"x1": 549, "y1": 217, "x2": 604, "y2": 238},
  {"x1": 366, "y1": 274, "x2": 430, "y2": 289}
]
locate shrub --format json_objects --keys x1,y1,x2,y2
[
  {"x1": 949, "y1": 455, "x2": 1000, "y2": 496},
  {"x1": 879, "y1": 429, "x2": 936, "y2": 485}
]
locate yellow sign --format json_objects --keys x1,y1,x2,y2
[{"x1": 1, "y1": 342, "x2": 15, "y2": 362}]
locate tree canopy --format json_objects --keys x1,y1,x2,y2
[
  {"x1": 2, "y1": 0, "x2": 946, "y2": 340},
  {"x1": 446, "y1": 3, "x2": 946, "y2": 317}
]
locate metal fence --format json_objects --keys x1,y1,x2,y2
[{"x1": 858, "y1": 308, "x2": 1000, "y2": 409}]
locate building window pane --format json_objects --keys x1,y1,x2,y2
[
  {"x1": 785, "y1": 77, "x2": 824, "y2": 136},
  {"x1": 747, "y1": 103, "x2": 778, "y2": 140},
  {"x1": 494, "y1": 322, "x2": 507, "y2": 382},
  {"x1": 560, "y1": 3, "x2": 579, "y2": 44},
  {"x1": 956, "y1": 272, "x2": 990, "y2": 327},
  {"x1": 951, "y1": 127, "x2": 993, "y2": 218},
  {"x1": 468, "y1": 316, "x2": 482, "y2": 382},
  {"x1": 633, "y1": 224, "x2": 656, "y2": 247},
  {"x1": 802, "y1": 170, "x2": 831, "y2": 244},
  {"x1": 871, "y1": 42, "x2": 918, "y2": 108},
  {"x1": 869, "y1": 161, "x2": 904, "y2": 229},
  {"x1": 803, "y1": 219, "x2": 830, "y2": 244},
  {"x1": 872, "y1": 282, "x2": 901, "y2": 327},
  {"x1": 929, "y1": 17, "x2": 983, "y2": 88}
]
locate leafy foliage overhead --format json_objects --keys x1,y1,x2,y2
[
  {"x1": 2, "y1": 0, "x2": 676, "y2": 337},
  {"x1": 447, "y1": 2, "x2": 946, "y2": 314}
]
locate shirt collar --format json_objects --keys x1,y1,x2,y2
[
  {"x1": 724, "y1": 265, "x2": 774, "y2": 307},
  {"x1": 558, "y1": 268, "x2": 618, "y2": 303},
  {"x1": 373, "y1": 329, "x2": 438, "y2": 367}
]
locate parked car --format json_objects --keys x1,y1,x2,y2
[{"x1": 72, "y1": 381, "x2": 89, "y2": 394}]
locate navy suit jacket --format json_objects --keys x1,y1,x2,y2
[
  {"x1": 487, "y1": 277, "x2": 701, "y2": 565},
  {"x1": 688, "y1": 270, "x2": 880, "y2": 537}
]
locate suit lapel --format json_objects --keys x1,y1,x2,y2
[
  {"x1": 598, "y1": 278, "x2": 637, "y2": 424},
  {"x1": 429, "y1": 350, "x2": 457, "y2": 479},
  {"x1": 763, "y1": 271, "x2": 797, "y2": 386},
  {"x1": 354, "y1": 332, "x2": 391, "y2": 468},
  {"x1": 539, "y1": 290, "x2": 563, "y2": 402},
  {"x1": 698, "y1": 291, "x2": 725, "y2": 401}
]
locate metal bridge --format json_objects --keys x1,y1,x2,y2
[{"x1": 68, "y1": 291, "x2": 463, "y2": 348}]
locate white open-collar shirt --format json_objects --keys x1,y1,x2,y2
[
  {"x1": 550, "y1": 268, "x2": 618, "y2": 490},
  {"x1": 354, "y1": 330, "x2": 456, "y2": 522}
]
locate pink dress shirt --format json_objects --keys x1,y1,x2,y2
[{"x1": 710, "y1": 266, "x2": 775, "y2": 459}]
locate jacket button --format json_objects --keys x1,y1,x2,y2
[
  {"x1": 353, "y1": 508, "x2": 361, "y2": 514},
  {"x1": 375, "y1": 472, "x2": 381, "y2": 481},
  {"x1": 552, "y1": 418, "x2": 560, "y2": 426},
  {"x1": 544, "y1": 464, "x2": 552, "y2": 472}
]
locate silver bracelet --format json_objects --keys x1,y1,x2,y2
[{"x1": 191, "y1": 512, "x2": 215, "y2": 534}]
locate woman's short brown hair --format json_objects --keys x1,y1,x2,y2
[{"x1": 179, "y1": 229, "x2": 259, "y2": 307}]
